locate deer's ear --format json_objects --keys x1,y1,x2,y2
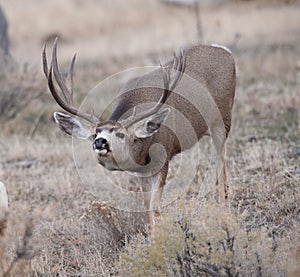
[
  {"x1": 53, "y1": 112, "x2": 91, "y2": 139},
  {"x1": 134, "y1": 108, "x2": 170, "y2": 138}
]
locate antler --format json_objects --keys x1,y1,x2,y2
[
  {"x1": 42, "y1": 38, "x2": 98, "y2": 124},
  {"x1": 123, "y1": 48, "x2": 186, "y2": 128}
]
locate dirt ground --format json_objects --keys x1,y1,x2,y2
[{"x1": 0, "y1": 0, "x2": 299, "y2": 275}]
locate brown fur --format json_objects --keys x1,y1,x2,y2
[
  {"x1": 104, "y1": 45, "x2": 236, "y2": 230},
  {"x1": 49, "y1": 44, "x2": 236, "y2": 233}
]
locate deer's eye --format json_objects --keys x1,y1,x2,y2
[{"x1": 116, "y1": 132, "x2": 125, "y2": 139}]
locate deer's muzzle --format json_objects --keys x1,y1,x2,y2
[{"x1": 93, "y1": 138, "x2": 110, "y2": 156}]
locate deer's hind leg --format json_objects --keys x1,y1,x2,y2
[{"x1": 210, "y1": 125, "x2": 228, "y2": 202}]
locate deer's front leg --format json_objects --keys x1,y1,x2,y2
[{"x1": 142, "y1": 164, "x2": 168, "y2": 234}]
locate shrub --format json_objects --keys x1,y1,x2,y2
[
  {"x1": 119, "y1": 201, "x2": 289, "y2": 276},
  {"x1": 0, "y1": 66, "x2": 44, "y2": 123},
  {"x1": 31, "y1": 200, "x2": 146, "y2": 275}
]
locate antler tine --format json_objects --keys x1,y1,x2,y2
[
  {"x1": 160, "y1": 59, "x2": 170, "y2": 89},
  {"x1": 42, "y1": 44, "x2": 49, "y2": 77},
  {"x1": 171, "y1": 51, "x2": 178, "y2": 76},
  {"x1": 46, "y1": 64, "x2": 79, "y2": 119},
  {"x1": 64, "y1": 53, "x2": 77, "y2": 106},
  {"x1": 68, "y1": 53, "x2": 76, "y2": 105},
  {"x1": 47, "y1": 65, "x2": 71, "y2": 113},
  {"x1": 122, "y1": 49, "x2": 186, "y2": 128},
  {"x1": 42, "y1": 39, "x2": 98, "y2": 124},
  {"x1": 169, "y1": 48, "x2": 186, "y2": 92},
  {"x1": 157, "y1": 62, "x2": 171, "y2": 105},
  {"x1": 52, "y1": 38, "x2": 73, "y2": 104},
  {"x1": 158, "y1": 48, "x2": 185, "y2": 105}
]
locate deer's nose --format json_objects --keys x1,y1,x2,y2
[{"x1": 93, "y1": 137, "x2": 109, "y2": 150}]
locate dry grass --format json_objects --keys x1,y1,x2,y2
[{"x1": 0, "y1": 0, "x2": 299, "y2": 276}]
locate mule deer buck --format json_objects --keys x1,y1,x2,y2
[{"x1": 43, "y1": 39, "x2": 235, "y2": 232}]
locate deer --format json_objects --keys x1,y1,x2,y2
[
  {"x1": 42, "y1": 39, "x2": 236, "y2": 233},
  {"x1": 0, "y1": 181, "x2": 8, "y2": 228}
]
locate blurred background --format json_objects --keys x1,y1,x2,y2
[{"x1": 2, "y1": 0, "x2": 300, "y2": 71}]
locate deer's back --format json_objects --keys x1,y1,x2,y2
[{"x1": 109, "y1": 45, "x2": 236, "y2": 155}]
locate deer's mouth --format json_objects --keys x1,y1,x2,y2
[{"x1": 94, "y1": 148, "x2": 111, "y2": 156}]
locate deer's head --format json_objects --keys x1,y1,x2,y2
[{"x1": 43, "y1": 39, "x2": 185, "y2": 172}]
